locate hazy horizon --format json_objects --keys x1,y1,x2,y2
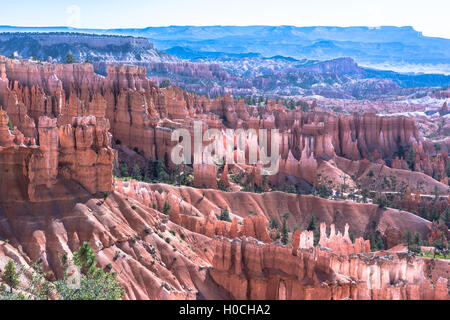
[{"x1": 1, "y1": 0, "x2": 449, "y2": 39}]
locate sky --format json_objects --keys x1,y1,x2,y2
[{"x1": 1, "y1": 0, "x2": 449, "y2": 38}]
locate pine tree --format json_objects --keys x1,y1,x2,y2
[
  {"x1": 57, "y1": 243, "x2": 124, "y2": 300},
  {"x1": 159, "y1": 80, "x2": 170, "y2": 88},
  {"x1": 73, "y1": 242, "x2": 98, "y2": 276},
  {"x1": 375, "y1": 234, "x2": 385, "y2": 250},
  {"x1": 421, "y1": 205, "x2": 430, "y2": 221},
  {"x1": 162, "y1": 199, "x2": 171, "y2": 215},
  {"x1": 349, "y1": 233, "x2": 355, "y2": 243},
  {"x1": 132, "y1": 164, "x2": 142, "y2": 181},
  {"x1": 372, "y1": 230, "x2": 385, "y2": 250},
  {"x1": 173, "y1": 165, "x2": 181, "y2": 186},
  {"x1": 1, "y1": 260, "x2": 20, "y2": 293},
  {"x1": 432, "y1": 234, "x2": 446, "y2": 258},
  {"x1": 146, "y1": 157, "x2": 155, "y2": 181},
  {"x1": 318, "y1": 184, "x2": 332, "y2": 198},
  {"x1": 269, "y1": 218, "x2": 279, "y2": 230},
  {"x1": 402, "y1": 230, "x2": 413, "y2": 246},
  {"x1": 414, "y1": 232, "x2": 422, "y2": 246},
  {"x1": 440, "y1": 208, "x2": 450, "y2": 228},
  {"x1": 219, "y1": 208, "x2": 231, "y2": 222},
  {"x1": 307, "y1": 215, "x2": 317, "y2": 231},
  {"x1": 406, "y1": 147, "x2": 416, "y2": 171},
  {"x1": 282, "y1": 212, "x2": 290, "y2": 219},
  {"x1": 281, "y1": 218, "x2": 289, "y2": 245},
  {"x1": 155, "y1": 158, "x2": 169, "y2": 182},
  {"x1": 7, "y1": 119, "x2": 13, "y2": 131},
  {"x1": 119, "y1": 162, "x2": 129, "y2": 177},
  {"x1": 368, "y1": 233, "x2": 376, "y2": 251},
  {"x1": 431, "y1": 206, "x2": 439, "y2": 222},
  {"x1": 0, "y1": 245, "x2": 124, "y2": 300},
  {"x1": 311, "y1": 229, "x2": 319, "y2": 246},
  {"x1": 65, "y1": 52, "x2": 75, "y2": 64},
  {"x1": 433, "y1": 185, "x2": 439, "y2": 204},
  {"x1": 375, "y1": 195, "x2": 388, "y2": 209}
]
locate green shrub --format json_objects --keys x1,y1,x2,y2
[
  {"x1": 318, "y1": 184, "x2": 332, "y2": 199},
  {"x1": 162, "y1": 199, "x2": 171, "y2": 215},
  {"x1": 1, "y1": 260, "x2": 19, "y2": 293},
  {"x1": 113, "y1": 251, "x2": 120, "y2": 261},
  {"x1": 219, "y1": 208, "x2": 232, "y2": 222},
  {"x1": 269, "y1": 218, "x2": 279, "y2": 230}
]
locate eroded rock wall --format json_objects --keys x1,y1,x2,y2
[{"x1": 210, "y1": 237, "x2": 448, "y2": 300}]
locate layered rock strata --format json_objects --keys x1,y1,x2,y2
[{"x1": 210, "y1": 237, "x2": 448, "y2": 300}]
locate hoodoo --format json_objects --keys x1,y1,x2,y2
[{"x1": 0, "y1": 26, "x2": 448, "y2": 302}]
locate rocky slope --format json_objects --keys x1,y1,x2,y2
[
  {"x1": 118, "y1": 181, "x2": 432, "y2": 243},
  {"x1": 0, "y1": 176, "x2": 446, "y2": 300},
  {"x1": 0, "y1": 32, "x2": 176, "y2": 66},
  {"x1": 0, "y1": 54, "x2": 448, "y2": 193},
  {"x1": 210, "y1": 236, "x2": 448, "y2": 300},
  {"x1": 2, "y1": 32, "x2": 449, "y2": 99},
  {"x1": 0, "y1": 55, "x2": 447, "y2": 300},
  {"x1": 4, "y1": 25, "x2": 448, "y2": 74}
]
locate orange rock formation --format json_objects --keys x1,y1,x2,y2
[{"x1": 0, "y1": 56, "x2": 447, "y2": 300}]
